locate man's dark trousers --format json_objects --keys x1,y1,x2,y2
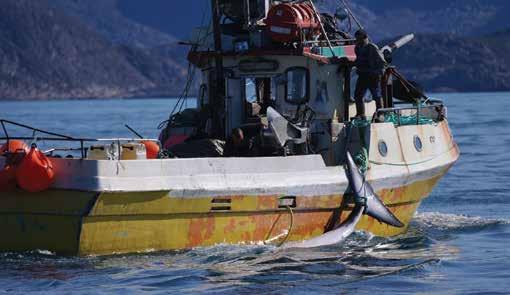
[{"x1": 354, "y1": 73, "x2": 383, "y2": 118}]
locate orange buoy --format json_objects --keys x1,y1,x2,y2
[
  {"x1": 16, "y1": 146, "x2": 55, "y2": 193},
  {"x1": 142, "y1": 141, "x2": 160, "y2": 159},
  {"x1": 0, "y1": 140, "x2": 29, "y2": 155},
  {"x1": 0, "y1": 165, "x2": 17, "y2": 192}
]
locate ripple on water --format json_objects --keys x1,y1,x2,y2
[
  {"x1": 0, "y1": 213, "x2": 507, "y2": 294},
  {"x1": 1, "y1": 95, "x2": 510, "y2": 293}
]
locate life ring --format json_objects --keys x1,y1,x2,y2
[{"x1": 16, "y1": 146, "x2": 55, "y2": 193}]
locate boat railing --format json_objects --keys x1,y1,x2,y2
[
  {"x1": 303, "y1": 38, "x2": 356, "y2": 46},
  {"x1": 374, "y1": 100, "x2": 446, "y2": 126},
  {"x1": 0, "y1": 119, "x2": 160, "y2": 159}
]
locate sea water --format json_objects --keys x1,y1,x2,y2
[{"x1": 0, "y1": 93, "x2": 509, "y2": 294}]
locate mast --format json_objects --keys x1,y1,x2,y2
[{"x1": 210, "y1": 0, "x2": 225, "y2": 139}]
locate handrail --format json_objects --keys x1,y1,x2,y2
[
  {"x1": 0, "y1": 119, "x2": 160, "y2": 159},
  {"x1": 375, "y1": 101, "x2": 446, "y2": 126},
  {"x1": 0, "y1": 119, "x2": 75, "y2": 139}
]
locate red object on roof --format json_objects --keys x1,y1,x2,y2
[{"x1": 265, "y1": 3, "x2": 321, "y2": 43}]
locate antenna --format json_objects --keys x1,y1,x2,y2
[{"x1": 341, "y1": 0, "x2": 364, "y2": 30}]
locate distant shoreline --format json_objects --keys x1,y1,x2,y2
[
  {"x1": 1, "y1": 91, "x2": 508, "y2": 102},
  {"x1": 0, "y1": 96, "x2": 191, "y2": 102}
]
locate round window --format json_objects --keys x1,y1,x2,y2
[
  {"x1": 378, "y1": 140, "x2": 388, "y2": 157},
  {"x1": 414, "y1": 135, "x2": 423, "y2": 152}
]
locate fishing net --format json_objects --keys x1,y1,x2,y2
[{"x1": 383, "y1": 112, "x2": 435, "y2": 126}]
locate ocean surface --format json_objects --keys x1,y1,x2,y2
[{"x1": 0, "y1": 93, "x2": 509, "y2": 294}]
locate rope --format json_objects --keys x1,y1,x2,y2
[
  {"x1": 354, "y1": 147, "x2": 369, "y2": 174},
  {"x1": 158, "y1": 4, "x2": 210, "y2": 130},
  {"x1": 350, "y1": 117, "x2": 371, "y2": 128},
  {"x1": 348, "y1": 118, "x2": 370, "y2": 175},
  {"x1": 278, "y1": 206, "x2": 295, "y2": 247}
]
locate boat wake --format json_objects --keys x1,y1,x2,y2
[{"x1": 413, "y1": 211, "x2": 508, "y2": 232}]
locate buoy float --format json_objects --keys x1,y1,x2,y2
[
  {"x1": 141, "y1": 141, "x2": 160, "y2": 159},
  {"x1": 16, "y1": 146, "x2": 55, "y2": 193},
  {"x1": 0, "y1": 140, "x2": 29, "y2": 155}
]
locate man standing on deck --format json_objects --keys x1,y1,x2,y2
[{"x1": 353, "y1": 29, "x2": 387, "y2": 119}]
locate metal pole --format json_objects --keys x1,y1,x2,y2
[
  {"x1": 343, "y1": 67, "x2": 351, "y2": 122},
  {"x1": 308, "y1": 0, "x2": 336, "y2": 57},
  {"x1": 0, "y1": 119, "x2": 75, "y2": 139},
  {"x1": 245, "y1": 0, "x2": 251, "y2": 27},
  {"x1": 80, "y1": 140, "x2": 85, "y2": 159},
  {"x1": 1, "y1": 121, "x2": 8, "y2": 142},
  {"x1": 341, "y1": 0, "x2": 364, "y2": 30},
  {"x1": 125, "y1": 124, "x2": 144, "y2": 139},
  {"x1": 211, "y1": 0, "x2": 225, "y2": 139}
]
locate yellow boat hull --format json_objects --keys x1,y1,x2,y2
[{"x1": 0, "y1": 168, "x2": 450, "y2": 256}]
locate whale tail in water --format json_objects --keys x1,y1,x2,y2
[
  {"x1": 345, "y1": 152, "x2": 404, "y2": 228},
  {"x1": 284, "y1": 152, "x2": 403, "y2": 249}
]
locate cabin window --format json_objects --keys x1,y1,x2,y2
[
  {"x1": 378, "y1": 140, "x2": 388, "y2": 157},
  {"x1": 285, "y1": 67, "x2": 309, "y2": 105},
  {"x1": 414, "y1": 135, "x2": 423, "y2": 152},
  {"x1": 243, "y1": 77, "x2": 276, "y2": 117},
  {"x1": 245, "y1": 78, "x2": 258, "y2": 103}
]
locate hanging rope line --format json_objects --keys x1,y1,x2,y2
[{"x1": 158, "y1": 3, "x2": 211, "y2": 130}]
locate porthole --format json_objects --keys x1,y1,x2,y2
[
  {"x1": 378, "y1": 140, "x2": 388, "y2": 157},
  {"x1": 414, "y1": 135, "x2": 423, "y2": 152}
]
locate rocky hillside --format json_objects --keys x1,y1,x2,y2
[
  {"x1": 1, "y1": 0, "x2": 510, "y2": 100},
  {"x1": 390, "y1": 30, "x2": 510, "y2": 92},
  {"x1": 0, "y1": 0, "x2": 187, "y2": 100},
  {"x1": 113, "y1": 0, "x2": 510, "y2": 93},
  {"x1": 318, "y1": 0, "x2": 510, "y2": 40},
  {"x1": 117, "y1": 1, "x2": 510, "y2": 41},
  {"x1": 48, "y1": 0, "x2": 176, "y2": 48}
]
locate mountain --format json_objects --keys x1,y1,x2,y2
[
  {"x1": 1, "y1": 0, "x2": 510, "y2": 100},
  {"x1": 319, "y1": 0, "x2": 510, "y2": 40},
  {"x1": 0, "y1": 0, "x2": 188, "y2": 100},
  {"x1": 390, "y1": 30, "x2": 510, "y2": 92},
  {"x1": 48, "y1": 0, "x2": 176, "y2": 48},
  {"x1": 111, "y1": 1, "x2": 510, "y2": 41},
  {"x1": 117, "y1": 0, "x2": 208, "y2": 41}
]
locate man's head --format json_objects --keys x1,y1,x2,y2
[
  {"x1": 355, "y1": 29, "x2": 369, "y2": 45},
  {"x1": 231, "y1": 128, "x2": 244, "y2": 146}
]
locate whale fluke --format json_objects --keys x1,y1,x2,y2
[
  {"x1": 346, "y1": 152, "x2": 404, "y2": 228},
  {"x1": 283, "y1": 204, "x2": 364, "y2": 249},
  {"x1": 282, "y1": 151, "x2": 403, "y2": 249}
]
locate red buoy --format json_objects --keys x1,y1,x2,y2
[
  {"x1": 142, "y1": 141, "x2": 160, "y2": 159},
  {"x1": 265, "y1": 3, "x2": 321, "y2": 43},
  {"x1": 16, "y1": 146, "x2": 55, "y2": 193},
  {"x1": 0, "y1": 140, "x2": 29, "y2": 155}
]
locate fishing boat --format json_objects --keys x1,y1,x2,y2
[{"x1": 0, "y1": 0, "x2": 458, "y2": 256}]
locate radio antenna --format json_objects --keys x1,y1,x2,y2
[{"x1": 341, "y1": 0, "x2": 364, "y2": 30}]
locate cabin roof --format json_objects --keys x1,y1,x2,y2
[{"x1": 188, "y1": 45, "x2": 356, "y2": 68}]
